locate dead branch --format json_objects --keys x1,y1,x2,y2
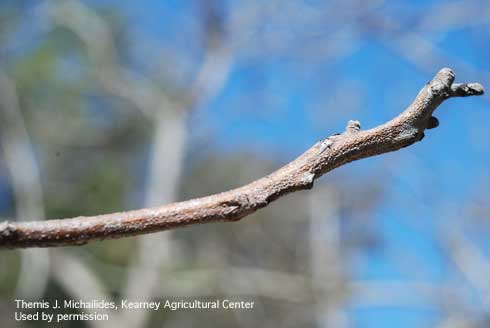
[{"x1": 0, "y1": 68, "x2": 483, "y2": 248}]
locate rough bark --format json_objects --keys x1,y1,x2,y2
[{"x1": 0, "y1": 68, "x2": 484, "y2": 248}]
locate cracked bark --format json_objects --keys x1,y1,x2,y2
[{"x1": 0, "y1": 68, "x2": 484, "y2": 248}]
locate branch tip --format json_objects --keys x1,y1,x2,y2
[
  {"x1": 450, "y1": 82, "x2": 484, "y2": 97},
  {"x1": 437, "y1": 67, "x2": 455, "y2": 84}
]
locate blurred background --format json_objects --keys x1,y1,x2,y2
[{"x1": 0, "y1": 0, "x2": 489, "y2": 327}]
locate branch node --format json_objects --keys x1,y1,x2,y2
[
  {"x1": 300, "y1": 172, "x2": 315, "y2": 188},
  {"x1": 345, "y1": 120, "x2": 361, "y2": 133},
  {"x1": 427, "y1": 116, "x2": 439, "y2": 129}
]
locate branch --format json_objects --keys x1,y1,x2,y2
[{"x1": 0, "y1": 68, "x2": 483, "y2": 248}]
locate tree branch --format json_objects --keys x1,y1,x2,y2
[{"x1": 0, "y1": 68, "x2": 483, "y2": 249}]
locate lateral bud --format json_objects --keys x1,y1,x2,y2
[{"x1": 345, "y1": 120, "x2": 361, "y2": 133}]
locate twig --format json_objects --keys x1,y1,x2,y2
[{"x1": 0, "y1": 68, "x2": 483, "y2": 248}]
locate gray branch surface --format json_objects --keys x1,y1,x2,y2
[{"x1": 0, "y1": 68, "x2": 484, "y2": 249}]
